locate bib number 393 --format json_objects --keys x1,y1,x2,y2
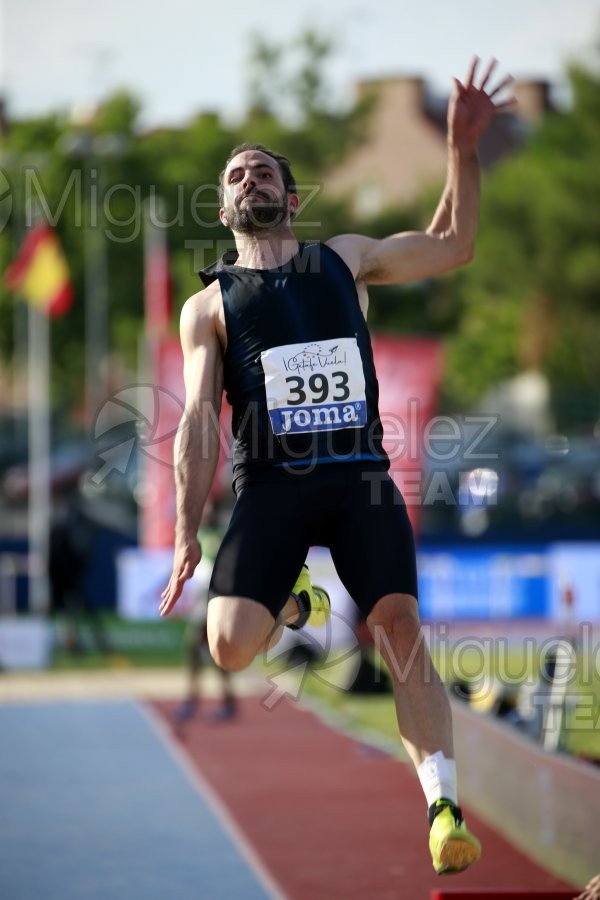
[{"x1": 261, "y1": 338, "x2": 367, "y2": 435}]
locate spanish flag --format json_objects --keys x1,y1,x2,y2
[{"x1": 4, "y1": 223, "x2": 74, "y2": 316}]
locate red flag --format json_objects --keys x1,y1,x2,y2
[{"x1": 4, "y1": 224, "x2": 73, "y2": 316}]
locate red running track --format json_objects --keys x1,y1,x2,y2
[{"x1": 151, "y1": 697, "x2": 578, "y2": 900}]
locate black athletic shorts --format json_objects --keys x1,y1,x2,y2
[{"x1": 208, "y1": 461, "x2": 418, "y2": 620}]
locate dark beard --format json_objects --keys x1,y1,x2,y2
[{"x1": 225, "y1": 199, "x2": 289, "y2": 233}]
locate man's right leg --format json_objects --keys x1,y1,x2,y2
[
  {"x1": 206, "y1": 476, "x2": 330, "y2": 671},
  {"x1": 207, "y1": 595, "x2": 280, "y2": 671},
  {"x1": 207, "y1": 567, "x2": 332, "y2": 671}
]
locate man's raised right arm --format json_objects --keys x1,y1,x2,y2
[{"x1": 160, "y1": 284, "x2": 224, "y2": 616}]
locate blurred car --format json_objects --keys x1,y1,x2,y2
[
  {"x1": 1, "y1": 439, "x2": 92, "y2": 504},
  {"x1": 420, "y1": 422, "x2": 600, "y2": 540}
]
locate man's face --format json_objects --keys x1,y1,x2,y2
[{"x1": 220, "y1": 150, "x2": 297, "y2": 233}]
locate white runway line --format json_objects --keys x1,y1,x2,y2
[{"x1": 140, "y1": 701, "x2": 287, "y2": 900}]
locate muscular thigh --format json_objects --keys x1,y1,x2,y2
[
  {"x1": 329, "y1": 467, "x2": 418, "y2": 618},
  {"x1": 208, "y1": 478, "x2": 310, "y2": 619}
]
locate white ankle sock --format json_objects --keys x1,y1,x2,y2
[{"x1": 417, "y1": 751, "x2": 457, "y2": 808}]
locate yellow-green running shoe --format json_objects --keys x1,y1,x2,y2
[
  {"x1": 288, "y1": 564, "x2": 331, "y2": 629},
  {"x1": 429, "y1": 800, "x2": 481, "y2": 875}
]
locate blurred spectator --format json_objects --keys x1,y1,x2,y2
[
  {"x1": 510, "y1": 645, "x2": 573, "y2": 751},
  {"x1": 49, "y1": 493, "x2": 110, "y2": 655}
]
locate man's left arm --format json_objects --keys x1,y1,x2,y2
[{"x1": 328, "y1": 58, "x2": 515, "y2": 287}]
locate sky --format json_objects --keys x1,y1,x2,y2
[{"x1": 1, "y1": 0, "x2": 600, "y2": 128}]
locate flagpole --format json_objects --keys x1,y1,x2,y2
[
  {"x1": 84, "y1": 163, "x2": 108, "y2": 431},
  {"x1": 5, "y1": 209, "x2": 74, "y2": 619},
  {"x1": 27, "y1": 301, "x2": 51, "y2": 614}
]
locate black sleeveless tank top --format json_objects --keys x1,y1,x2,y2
[{"x1": 199, "y1": 241, "x2": 389, "y2": 484}]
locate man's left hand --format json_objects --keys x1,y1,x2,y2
[{"x1": 448, "y1": 57, "x2": 516, "y2": 154}]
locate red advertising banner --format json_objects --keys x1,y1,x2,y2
[
  {"x1": 139, "y1": 338, "x2": 181, "y2": 548},
  {"x1": 371, "y1": 335, "x2": 444, "y2": 533}
]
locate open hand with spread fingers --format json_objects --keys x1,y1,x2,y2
[
  {"x1": 574, "y1": 874, "x2": 600, "y2": 900},
  {"x1": 448, "y1": 56, "x2": 516, "y2": 153}
]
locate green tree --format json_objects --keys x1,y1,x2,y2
[
  {"x1": 443, "y1": 59, "x2": 600, "y2": 426},
  {"x1": 243, "y1": 29, "x2": 372, "y2": 173},
  {"x1": 0, "y1": 32, "x2": 364, "y2": 419}
]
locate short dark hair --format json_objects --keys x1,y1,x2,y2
[{"x1": 218, "y1": 143, "x2": 297, "y2": 205}]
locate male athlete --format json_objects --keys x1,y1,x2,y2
[{"x1": 161, "y1": 58, "x2": 514, "y2": 874}]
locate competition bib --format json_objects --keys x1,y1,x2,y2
[{"x1": 261, "y1": 338, "x2": 367, "y2": 435}]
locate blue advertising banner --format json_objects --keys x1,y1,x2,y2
[{"x1": 417, "y1": 546, "x2": 549, "y2": 619}]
